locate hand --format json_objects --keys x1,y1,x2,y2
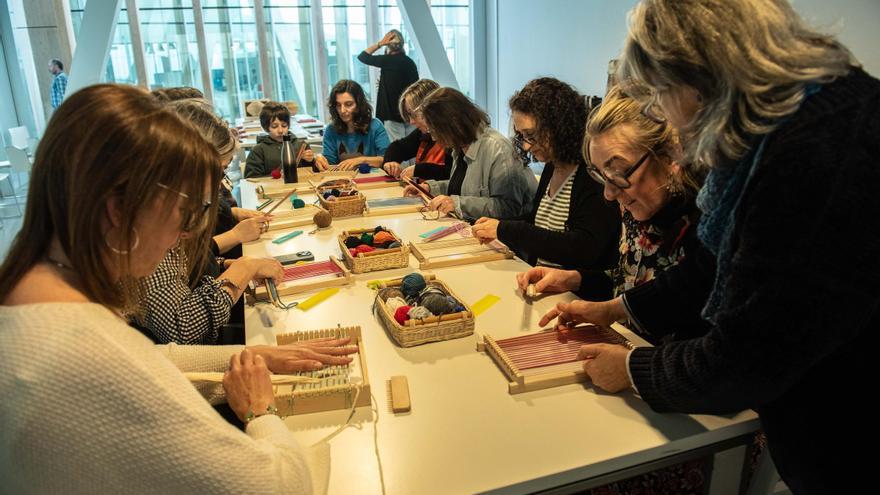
[
  {"x1": 539, "y1": 299, "x2": 621, "y2": 329},
  {"x1": 378, "y1": 32, "x2": 396, "y2": 46},
  {"x1": 472, "y1": 217, "x2": 500, "y2": 243},
  {"x1": 302, "y1": 148, "x2": 315, "y2": 162},
  {"x1": 383, "y1": 162, "x2": 401, "y2": 177},
  {"x1": 244, "y1": 257, "x2": 285, "y2": 283},
  {"x1": 516, "y1": 267, "x2": 582, "y2": 294},
  {"x1": 314, "y1": 154, "x2": 330, "y2": 171},
  {"x1": 250, "y1": 337, "x2": 358, "y2": 372},
  {"x1": 233, "y1": 215, "x2": 272, "y2": 243},
  {"x1": 399, "y1": 166, "x2": 414, "y2": 182},
  {"x1": 578, "y1": 343, "x2": 632, "y2": 393},
  {"x1": 403, "y1": 182, "x2": 430, "y2": 197},
  {"x1": 428, "y1": 195, "x2": 455, "y2": 215},
  {"x1": 231, "y1": 207, "x2": 266, "y2": 222},
  {"x1": 222, "y1": 348, "x2": 276, "y2": 422},
  {"x1": 337, "y1": 158, "x2": 364, "y2": 171}
]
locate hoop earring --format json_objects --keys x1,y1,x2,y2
[
  {"x1": 665, "y1": 174, "x2": 684, "y2": 197},
  {"x1": 105, "y1": 227, "x2": 140, "y2": 255}
]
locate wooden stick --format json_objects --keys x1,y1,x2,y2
[
  {"x1": 404, "y1": 310, "x2": 469, "y2": 326},
  {"x1": 184, "y1": 372, "x2": 320, "y2": 385},
  {"x1": 265, "y1": 186, "x2": 299, "y2": 215}
]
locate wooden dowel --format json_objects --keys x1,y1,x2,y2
[{"x1": 184, "y1": 372, "x2": 320, "y2": 385}]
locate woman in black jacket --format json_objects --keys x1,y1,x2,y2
[{"x1": 472, "y1": 78, "x2": 620, "y2": 299}]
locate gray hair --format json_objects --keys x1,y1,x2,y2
[{"x1": 617, "y1": 0, "x2": 857, "y2": 169}]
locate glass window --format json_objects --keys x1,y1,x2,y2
[
  {"x1": 430, "y1": 0, "x2": 470, "y2": 96},
  {"x1": 70, "y1": 0, "x2": 137, "y2": 85},
  {"x1": 321, "y1": 0, "x2": 371, "y2": 100},
  {"x1": 376, "y1": 0, "x2": 421, "y2": 75},
  {"x1": 263, "y1": 0, "x2": 319, "y2": 116},
  {"x1": 137, "y1": 0, "x2": 203, "y2": 91},
  {"x1": 202, "y1": 0, "x2": 263, "y2": 120}
]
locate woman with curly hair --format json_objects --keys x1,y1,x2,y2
[
  {"x1": 320, "y1": 79, "x2": 390, "y2": 170},
  {"x1": 472, "y1": 78, "x2": 621, "y2": 297}
]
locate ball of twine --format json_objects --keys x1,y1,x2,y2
[{"x1": 313, "y1": 210, "x2": 332, "y2": 228}]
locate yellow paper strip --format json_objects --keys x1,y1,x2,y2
[
  {"x1": 295, "y1": 287, "x2": 340, "y2": 311},
  {"x1": 471, "y1": 294, "x2": 500, "y2": 316}
]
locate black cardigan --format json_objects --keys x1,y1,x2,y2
[
  {"x1": 629, "y1": 68, "x2": 879, "y2": 493},
  {"x1": 497, "y1": 164, "x2": 620, "y2": 298},
  {"x1": 383, "y1": 128, "x2": 452, "y2": 181},
  {"x1": 356, "y1": 51, "x2": 418, "y2": 123}
]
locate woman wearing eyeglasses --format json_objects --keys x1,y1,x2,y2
[
  {"x1": 0, "y1": 85, "x2": 355, "y2": 493},
  {"x1": 470, "y1": 78, "x2": 620, "y2": 299},
  {"x1": 402, "y1": 87, "x2": 537, "y2": 220},
  {"x1": 542, "y1": 1, "x2": 878, "y2": 491},
  {"x1": 519, "y1": 85, "x2": 712, "y2": 343}
]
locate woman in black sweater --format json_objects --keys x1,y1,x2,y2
[
  {"x1": 471, "y1": 78, "x2": 620, "y2": 299},
  {"x1": 549, "y1": 1, "x2": 878, "y2": 492}
]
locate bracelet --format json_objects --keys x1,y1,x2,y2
[
  {"x1": 244, "y1": 404, "x2": 279, "y2": 424},
  {"x1": 217, "y1": 278, "x2": 242, "y2": 295}
]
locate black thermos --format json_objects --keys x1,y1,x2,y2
[{"x1": 281, "y1": 134, "x2": 298, "y2": 183}]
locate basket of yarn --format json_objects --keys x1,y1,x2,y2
[
  {"x1": 338, "y1": 226, "x2": 409, "y2": 273},
  {"x1": 315, "y1": 178, "x2": 365, "y2": 218},
  {"x1": 372, "y1": 272, "x2": 474, "y2": 347}
]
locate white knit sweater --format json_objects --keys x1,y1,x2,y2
[{"x1": 0, "y1": 303, "x2": 313, "y2": 494}]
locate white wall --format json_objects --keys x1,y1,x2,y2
[{"x1": 488, "y1": 0, "x2": 880, "y2": 133}]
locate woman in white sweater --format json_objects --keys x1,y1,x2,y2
[{"x1": 0, "y1": 84, "x2": 355, "y2": 493}]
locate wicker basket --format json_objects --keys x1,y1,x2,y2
[
  {"x1": 339, "y1": 227, "x2": 411, "y2": 274},
  {"x1": 374, "y1": 273, "x2": 475, "y2": 347},
  {"x1": 316, "y1": 178, "x2": 366, "y2": 217}
]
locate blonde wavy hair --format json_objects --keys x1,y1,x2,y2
[
  {"x1": 585, "y1": 85, "x2": 701, "y2": 195},
  {"x1": 617, "y1": 0, "x2": 856, "y2": 169}
]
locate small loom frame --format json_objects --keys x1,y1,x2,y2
[
  {"x1": 248, "y1": 256, "x2": 353, "y2": 302},
  {"x1": 477, "y1": 323, "x2": 636, "y2": 394},
  {"x1": 409, "y1": 236, "x2": 514, "y2": 269},
  {"x1": 363, "y1": 196, "x2": 426, "y2": 217},
  {"x1": 265, "y1": 204, "x2": 323, "y2": 231},
  {"x1": 274, "y1": 325, "x2": 371, "y2": 415}
]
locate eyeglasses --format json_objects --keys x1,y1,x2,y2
[
  {"x1": 157, "y1": 182, "x2": 212, "y2": 232},
  {"x1": 513, "y1": 130, "x2": 538, "y2": 147},
  {"x1": 585, "y1": 150, "x2": 653, "y2": 190},
  {"x1": 419, "y1": 206, "x2": 440, "y2": 221}
]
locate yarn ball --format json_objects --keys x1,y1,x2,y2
[
  {"x1": 446, "y1": 295, "x2": 466, "y2": 312},
  {"x1": 360, "y1": 232, "x2": 375, "y2": 245},
  {"x1": 326, "y1": 196, "x2": 337, "y2": 202},
  {"x1": 330, "y1": 188, "x2": 341, "y2": 197},
  {"x1": 394, "y1": 305, "x2": 411, "y2": 324},
  {"x1": 291, "y1": 198, "x2": 306, "y2": 209},
  {"x1": 322, "y1": 190, "x2": 334, "y2": 200},
  {"x1": 380, "y1": 241, "x2": 396, "y2": 249},
  {"x1": 355, "y1": 244, "x2": 375, "y2": 254},
  {"x1": 418, "y1": 285, "x2": 447, "y2": 300},
  {"x1": 270, "y1": 167, "x2": 281, "y2": 179},
  {"x1": 385, "y1": 296, "x2": 408, "y2": 314},
  {"x1": 313, "y1": 210, "x2": 332, "y2": 228},
  {"x1": 344, "y1": 236, "x2": 363, "y2": 248},
  {"x1": 381, "y1": 288, "x2": 405, "y2": 300},
  {"x1": 358, "y1": 163, "x2": 372, "y2": 174},
  {"x1": 373, "y1": 231, "x2": 395, "y2": 246},
  {"x1": 421, "y1": 293, "x2": 453, "y2": 315},
  {"x1": 373, "y1": 225, "x2": 386, "y2": 234},
  {"x1": 349, "y1": 248, "x2": 358, "y2": 257},
  {"x1": 400, "y1": 273, "x2": 427, "y2": 299},
  {"x1": 388, "y1": 241, "x2": 401, "y2": 248},
  {"x1": 408, "y1": 306, "x2": 433, "y2": 320}
]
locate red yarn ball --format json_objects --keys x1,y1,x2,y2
[
  {"x1": 394, "y1": 305, "x2": 411, "y2": 324},
  {"x1": 349, "y1": 248, "x2": 359, "y2": 257},
  {"x1": 270, "y1": 168, "x2": 282, "y2": 179},
  {"x1": 355, "y1": 244, "x2": 375, "y2": 254}
]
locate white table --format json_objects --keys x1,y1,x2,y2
[{"x1": 240, "y1": 175, "x2": 760, "y2": 494}]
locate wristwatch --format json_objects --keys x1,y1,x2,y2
[{"x1": 217, "y1": 278, "x2": 242, "y2": 296}]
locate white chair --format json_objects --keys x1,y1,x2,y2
[
  {"x1": 5, "y1": 146, "x2": 31, "y2": 195},
  {"x1": 7, "y1": 126, "x2": 29, "y2": 151}
]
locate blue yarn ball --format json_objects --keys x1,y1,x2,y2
[
  {"x1": 388, "y1": 241, "x2": 401, "y2": 248},
  {"x1": 400, "y1": 273, "x2": 427, "y2": 299},
  {"x1": 292, "y1": 198, "x2": 306, "y2": 209},
  {"x1": 358, "y1": 163, "x2": 372, "y2": 174},
  {"x1": 330, "y1": 188, "x2": 341, "y2": 197},
  {"x1": 447, "y1": 295, "x2": 465, "y2": 312},
  {"x1": 322, "y1": 190, "x2": 333, "y2": 200}
]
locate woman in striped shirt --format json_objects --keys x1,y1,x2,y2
[{"x1": 472, "y1": 77, "x2": 621, "y2": 299}]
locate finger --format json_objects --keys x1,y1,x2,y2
[
  {"x1": 253, "y1": 353, "x2": 269, "y2": 371},
  {"x1": 282, "y1": 359, "x2": 325, "y2": 372},
  {"x1": 308, "y1": 352, "x2": 355, "y2": 365},
  {"x1": 299, "y1": 336, "x2": 352, "y2": 346},
  {"x1": 240, "y1": 348, "x2": 254, "y2": 367},
  {"x1": 539, "y1": 308, "x2": 561, "y2": 327},
  {"x1": 229, "y1": 352, "x2": 241, "y2": 371},
  {"x1": 577, "y1": 344, "x2": 602, "y2": 360},
  {"x1": 534, "y1": 274, "x2": 555, "y2": 293},
  {"x1": 308, "y1": 345, "x2": 359, "y2": 356},
  {"x1": 474, "y1": 217, "x2": 488, "y2": 225}
]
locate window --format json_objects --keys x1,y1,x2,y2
[
  {"x1": 70, "y1": 0, "x2": 138, "y2": 85},
  {"x1": 430, "y1": 0, "x2": 470, "y2": 96},
  {"x1": 137, "y1": 0, "x2": 203, "y2": 91},
  {"x1": 321, "y1": 0, "x2": 371, "y2": 100},
  {"x1": 263, "y1": 0, "x2": 319, "y2": 116}
]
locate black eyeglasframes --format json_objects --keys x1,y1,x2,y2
[
  {"x1": 585, "y1": 150, "x2": 652, "y2": 190},
  {"x1": 513, "y1": 130, "x2": 538, "y2": 146},
  {"x1": 157, "y1": 183, "x2": 212, "y2": 232}
]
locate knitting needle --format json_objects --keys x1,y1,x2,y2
[{"x1": 184, "y1": 372, "x2": 320, "y2": 385}]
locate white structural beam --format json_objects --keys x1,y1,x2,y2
[
  {"x1": 191, "y1": 0, "x2": 213, "y2": 102},
  {"x1": 398, "y1": 0, "x2": 458, "y2": 90},
  {"x1": 124, "y1": 0, "x2": 148, "y2": 88},
  {"x1": 309, "y1": 0, "x2": 330, "y2": 121},
  {"x1": 471, "y1": 0, "x2": 487, "y2": 108},
  {"x1": 253, "y1": 0, "x2": 274, "y2": 100},
  {"x1": 67, "y1": 0, "x2": 122, "y2": 96}
]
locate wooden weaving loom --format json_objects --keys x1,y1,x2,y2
[
  {"x1": 265, "y1": 204, "x2": 323, "y2": 231},
  {"x1": 353, "y1": 174, "x2": 402, "y2": 190},
  {"x1": 409, "y1": 223, "x2": 513, "y2": 269},
  {"x1": 274, "y1": 325, "x2": 371, "y2": 415},
  {"x1": 248, "y1": 256, "x2": 353, "y2": 302},
  {"x1": 253, "y1": 170, "x2": 358, "y2": 199},
  {"x1": 363, "y1": 196, "x2": 426, "y2": 217},
  {"x1": 477, "y1": 323, "x2": 635, "y2": 394}
]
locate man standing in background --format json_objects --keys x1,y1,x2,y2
[
  {"x1": 48, "y1": 59, "x2": 68, "y2": 110},
  {"x1": 358, "y1": 30, "x2": 419, "y2": 142}
]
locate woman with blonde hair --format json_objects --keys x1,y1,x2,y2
[
  {"x1": 555, "y1": 1, "x2": 878, "y2": 492},
  {"x1": 0, "y1": 84, "x2": 354, "y2": 493}
]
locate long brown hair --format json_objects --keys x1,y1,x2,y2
[
  {"x1": 328, "y1": 79, "x2": 373, "y2": 134},
  {"x1": 0, "y1": 84, "x2": 221, "y2": 312},
  {"x1": 418, "y1": 87, "x2": 489, "y2": 149}
]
